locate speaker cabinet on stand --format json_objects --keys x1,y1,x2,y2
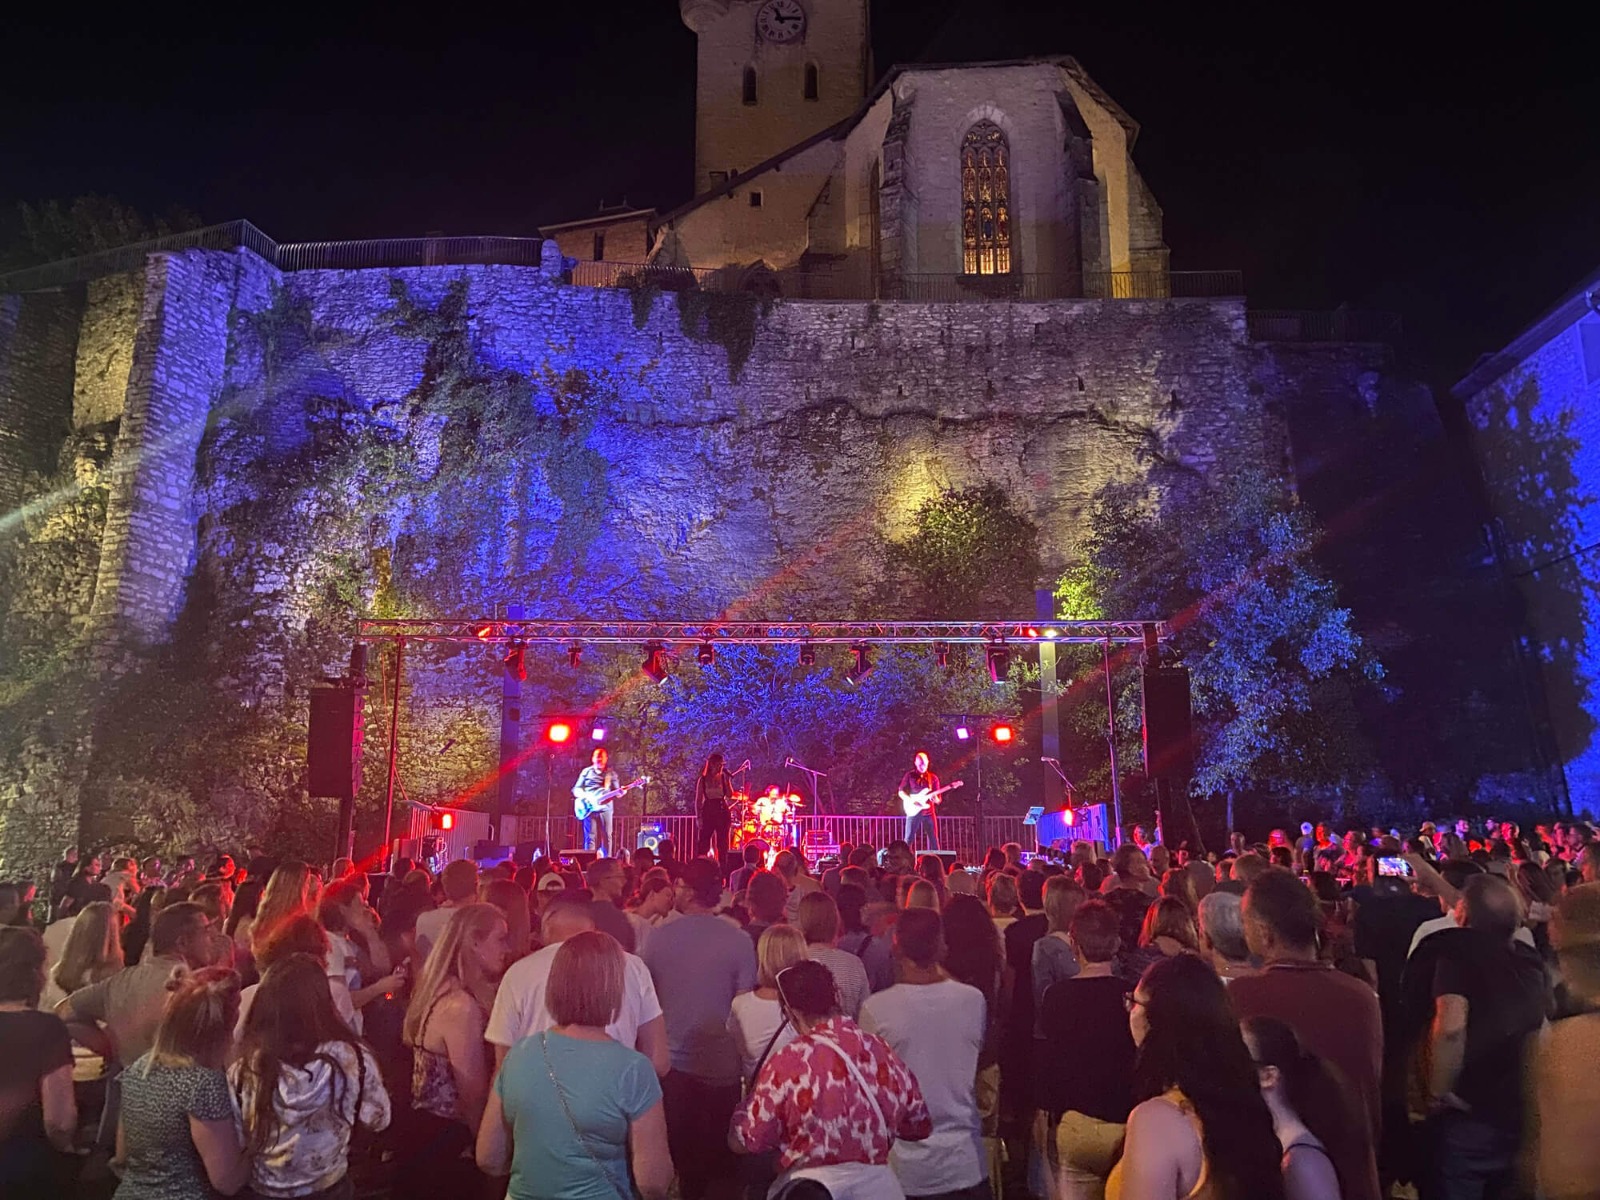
[{"x1": 1141, "y1": 662, "x2": 1204, "y2": 855}]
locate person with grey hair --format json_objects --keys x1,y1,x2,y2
[
  {"x1": 1421, "y1": 874, "x2": 1550, "y2": 1200},
  {"x1": 1198, "y1": 891, "x2": 1253, "y2": 982}
]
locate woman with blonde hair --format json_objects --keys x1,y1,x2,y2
[
  {"x1": 398, "y1": 903, "x2": 508, "y2": 1199},
  {"x1": 729, "y1": 924, "x2": 808, "y2": 1083},
  {"x1": 114, "y1": 967, "x2": 249, "y2": 1200},
  {"x1": 477, "y1": 930, "x2": 672, "y2": 1200},
  {"x1": 43, "y1": 900, "x2": 123, "y2": 1010},
  {"x1": 248, "y1": 861, "x2": 322, "y2": 966}
]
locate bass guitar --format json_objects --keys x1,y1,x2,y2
[
  {"x1": 574, "y1": 776, "x2": 649, "y2": 821},
  {"x1": 901, "y1": 779, "x2": 964, "y2": 817}
]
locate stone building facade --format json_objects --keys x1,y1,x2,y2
[{"x1": 1455, "y1": 266, "x2": 1600, "y2": 810}]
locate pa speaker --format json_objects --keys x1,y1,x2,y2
[
  {"x1": 637, "y1": 823, "x2": 665, "y2": 852},
  {"x1": 1142, "y1": 665, "x2": 1194, "y2": 781},
  {"x1": 308, "y1": 686, "x2": 363, "y2": 799}
]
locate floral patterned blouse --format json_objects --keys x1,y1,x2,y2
[{"x1": 731, "y1": 1015, "x2": 932, "y2": 1174}]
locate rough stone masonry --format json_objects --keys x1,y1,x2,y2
[{"x1": 0, "y1": 245, "x2": 1389, "y2": 872}]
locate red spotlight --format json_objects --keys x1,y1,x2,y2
[
  {"x1": 991, "y1": 723, "x2": 1014, "y2": 744},
  {"x1": 547, "y1": 721, "x2": 573, "y2": 744},
  {"x1": 475, "y1": 624, "x2": 495, "y2": 640},
  {"x1": 431, "y1": 811, "x2": 455, "y2": 830}
]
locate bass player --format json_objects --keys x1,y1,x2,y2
[
  {"x1": 573, "y1": 746, "x2": 620, "y2": 856},
  {"x1": 898, "y1": 750, "x2": 943, "y2": 850}
]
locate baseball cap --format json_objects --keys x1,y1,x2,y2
[{"x1": 537, "y1": 872, "x2": 567, "y2": 893}]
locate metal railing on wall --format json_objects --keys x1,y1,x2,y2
[
  {"x1": 570, "y1": 260, "x2": 1244, "y2": 303},
  {"x1": 1247, "y1": 309, "x2": 1403, "y2": 343},
  {"x1": 0, "y1": 220, "x2": 546, "y2": 292}
]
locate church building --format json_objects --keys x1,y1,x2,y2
[{"x1": 542, "y1": 0, "x2": 1169, "y2": 299}]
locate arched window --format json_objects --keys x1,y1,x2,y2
[
  {"x1": 743, "y1": 66, "x2": 758, "y2": 105},
  {"x1": 803, "y1": 63, "x2": 819, "y2": 101},
  {"x1": 961, "y1": 120, "x2": 1012, "y2": 275}
]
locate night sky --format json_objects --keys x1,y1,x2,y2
[{"x1": 4, "y1": 1, "x2": 1595, "y2": 383}]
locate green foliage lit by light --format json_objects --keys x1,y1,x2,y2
[
  {"x1": 1057, "y1": 470, "x2": 1381, "y2": 796},
  {"x1": 890, "y1": 484, "x2": 1043, "y2": 618}
]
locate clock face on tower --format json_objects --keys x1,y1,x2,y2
[{"x1": 756, "y1": 0, "x2": 806, "y2": 44}]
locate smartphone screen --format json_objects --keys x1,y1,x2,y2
[{"x1": 1377, "y1": 856, "x2": 1413, "y2": 878}]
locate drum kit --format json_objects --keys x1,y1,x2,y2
[{"x1": 729, "y1": 784, "x2": 806, "y2": 857}]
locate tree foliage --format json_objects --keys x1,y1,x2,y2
[
  {"x1": 0, "y1": 196, "x2": 203, "y2": 271},
  {"x1": 891, "y1": 484, "x2": 1043, "y2": 618},
  {"x1": 1057, "y1": 470, "x2": 1381, "y2": 796}
]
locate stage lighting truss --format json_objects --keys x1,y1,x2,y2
[{"x1": 361, "y1": 618, "x2": 1167, "y2": 648}]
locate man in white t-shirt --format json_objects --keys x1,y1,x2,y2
[
  {"x1": 485, "y1": 896, "x2": 668, "y2": 1076},
  {"x1": 860, "y1": 906, "x2": 987, "y2": 1200},
  {"x1": 413, "y1": 858, "x2": 479, "y2": 964}
]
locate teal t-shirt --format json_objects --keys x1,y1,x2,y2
[{"x1": 497, "y1": 1031, "x2": 662, "y2": 1200}]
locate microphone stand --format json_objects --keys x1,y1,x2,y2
[
  {"x1": 785, "y1": 758, "x2": 828, "y2": 817},
  {"x1": 1039, "y1": 758, "x2": 1078, "y2": 853}
]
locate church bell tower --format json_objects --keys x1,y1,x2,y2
[{"x1": 681, "y1": 0, "x2": 871, "y2": 196}]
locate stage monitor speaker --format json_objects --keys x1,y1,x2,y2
[
  {"x1": 473, "y1": 841, "x2": 511, "y2": 864},
  {"x1": 920, "y1": 849, "x2": 959, "y2": 867},
  {"x1": 1142, "y1": 665, "x2": 1194, "y2": 781},
  {"x1": 308, "y1": 686, "x2": 363, "y2": 799},
  {"x1": 637, "y1": 823, "x2": 665, "y2": 852},
  {"x1": 562, "y1": 850, "x2": 599, "y2": 870}
]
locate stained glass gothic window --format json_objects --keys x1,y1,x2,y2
[{"x1": 961, "y1": 121, "x2": 1012, "y2": 275}]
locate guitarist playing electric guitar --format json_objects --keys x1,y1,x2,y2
[
  {"x1": 572, "y1": 747, "x2": 626, "y2": 856},
  {"x1": 898, "y1": 750, "x2": 963, "y2": 850}
]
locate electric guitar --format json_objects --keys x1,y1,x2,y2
[
  {"x1": 574, "y1": 776, "x2": 649, "y2": 821},
  {"x1": 901, "y1": 779, "x2": 964, "y2": 817}
]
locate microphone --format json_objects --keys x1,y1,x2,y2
[
  {"x1": 740, "y1": 759, "x2": 752, "y2": 771},
  {"x1": 1041, "y1": 756, "x2": 1059, "y2": 764},
  {"x1": 784, "y1": 756, "x2": 793, "y2": 767}
]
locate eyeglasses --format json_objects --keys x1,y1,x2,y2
[{"x1": 1123, "y1": 993, "x2": 1147, "y2": 1014}]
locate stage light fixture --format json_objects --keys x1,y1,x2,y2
[
  {"x1": 503, "y1": 641, "x2": 527, "y2": 681},
  {"x1": 991, "y1": 723, "x2": 1015, "y2": 744},
  {"x1": 547, "y1": 721, "x2": 573, "y2": 744},
  {"x1": 798, "y1": 643, "x2": 816, "y2": 667},
  {"x1": 697, "y1": 642, "x2": 716, "y2": 666},
  {"x1": 844, "y1": 644, "x2": 873, "y2": 686},
  {"x1": 985, "y1": 642, "x2": 1009, "y2": 684},
  {"x1": 430, "y1": 811, "x2": 455, "y2": 831},
  {"x1": 590, "y1": 721, "x2": 608, "y2": 742},
  {"x1": 475, "y1": 624, "x2": 496, "y2": 640},
  {"x1": 954, "y1": 724, "x2": 971, "y2": 741},
  {"x1": 640, "y1": 643, "x2": 668, "y2": 684},
  {"x1": 934, "y1": 641, "x2": 951, "y2": 668},
  {"x1": 567, "y1": 644, "x2": 583, "y2": 669}
]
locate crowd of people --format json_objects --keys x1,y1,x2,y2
[{"x1": 1, "y1": 814, "x2": 1597, "y2": 1200}]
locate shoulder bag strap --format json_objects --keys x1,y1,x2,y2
[
  {"x1": 540, "y1": 1033, "x2": 634, "y2": 1200},
  {"x1": 747, "y1": 1016, "x2": 790, "y2": 1090},
  {"x1": 808, "y1": 1033, "x2": 889, "y2": 1137}
]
